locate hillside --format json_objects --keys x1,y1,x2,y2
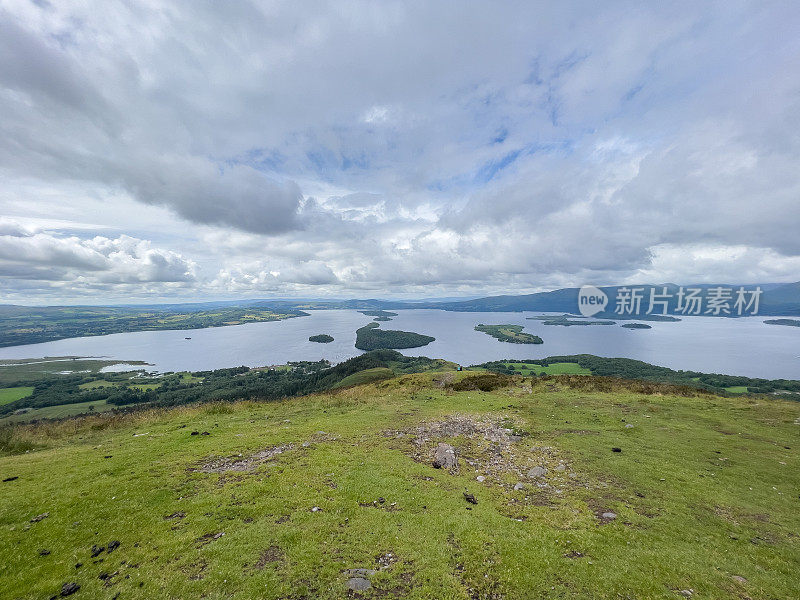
[{"x1": 1, "y1": 372, "x2": 798, "y2": 599}]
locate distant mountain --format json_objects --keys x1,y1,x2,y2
[{"x1": 425, "y1": 282, "x2": 800, "y2": 317}]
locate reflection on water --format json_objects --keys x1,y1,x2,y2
[{"x1": 0, "y1": 310, "x2": 798, "y2": 379}]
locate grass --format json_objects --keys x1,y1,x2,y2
[
  {"x1": 1, "y1": 399, "x2": 116, "y2": 424},
  {"x1": 0, "y1": 373, "x2": 798, "y2": 599},
  {"x1": 129, "y1": 382, "x2": 162, "y2": 392},
  {"x1": 330, "y1": 367, "x2": 395, "y2": 389},
  {"x1": 724, "y1": 386, "x2": 749, "y2": 394},
  {"x1": 501, "y1": 362, "x2": 592, "y2": 376},
  {"x1": 78, "y1": 380, "x2": 120, "y2": 390},
  {"x1": 0, "y1": 386, "x2": 34, "y2": 405}
]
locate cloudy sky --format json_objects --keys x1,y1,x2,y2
[{"x1": 1, "y1": 1, "x2": 799, "y2": 304}]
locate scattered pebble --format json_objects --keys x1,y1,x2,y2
[
  {"x1": 476, "y1": 475, "x2": 486, "y2": 482},
  {"x1": 190, "y1": 431, "x2": 199, "y2": 436},
  {"x1": 39, "y1": 549, "x2": 51, "y2": 556},
  {"x1": 732, "y1": 575, "x2": 748, "y2": 584},
  {"x1": 513, "y1": 482, "x2": 525, "y2": 491},
  {"x1": 311, "y1": 506, "x2": 321, "y2": 512},
  {"x1": 612, "y1": 447, "x2": 622, "y2": 453},
  {"x1": 555, "y1": 463, "x2": 566, "y2": 472},
  {"x1": 30, "y1": 512, "x2": 49, "y2": 523},
  {"x1": 601, "y1": 512, "x2": 617, "y2": 520},
  {"x1": 463, "y1": 491, "x2": 478, "y2": 505},
  {"x1": 108, "y1": 540, "x2": 121, "y2": 553}
]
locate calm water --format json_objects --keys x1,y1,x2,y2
[{"x1": 0, "y1": 310, "x2": 798, "y2": 379}]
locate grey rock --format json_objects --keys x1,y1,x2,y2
[
  {"x1": 601, "y1": 512, "x2": 617, "y2": 520},
  {"x1": 346, "y1": 577, "x2": 372, "y2": 591},
  {"x1": 555, "y1": 463, "x2": 566, "y2": 471},
  {"x1": 476, "y1": 475, "x2": 486, "y2": 482},
  {"x1": 527, "y1": 466, "x2": 547, "y2": 478},
  {"x1": 732, "y1": 576, "x2": 747, "y2": 584},
  {"x1": 513, "y1": 482, "x2": 525, "y2": 490},
  {"x1": 433, "y1": 443, "x2": 458, "y2": 470}
]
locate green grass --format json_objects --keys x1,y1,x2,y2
[
  {"x1": 0, "y1": 386, "x2": 34, "y2": 405},
  {"x1": 0, "y1": 374, "x2": 798, "y2": 599},
  {"x1": 330, "y1": 367, "x2": 395, "y2": 389},
  {"x1": 129, "y1": 382, "x2": 162, "y2": 392},
  {"x1": 474, "y1": 324, "x2": 543, "y2": 344},
  {"x1": 1, "y1": 399, "x2": 116, "y2": 423},
  {"x1": 78, "y1": 380, "x2": 120, "y2": 390},
  {"x1": 502, "y1": 362, "x2": 592, "y2": 376},
  {"x1": 724, "y1": 386, "x2": 749, "y2": 394}
]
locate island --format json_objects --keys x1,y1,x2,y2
[
  {"x1": 621, "y1": 323, "x2": 652, "y2": 329},
  {"x1": 308, "y1": 334, "x2": 334, "y2": 343},
  {"x1": 354, "y1": 322, "x2": 435, "y2": 350},
  {"x1": 764, "y1": 318, "x2": 800, "y2": 327},
  {"x1": 358, "y1": 310, "x2": 398, "y2": 321},
  {"x1": 527, "y1": 314, "x2": 616, "y2": 326},
  {"x1": 474, "y1": 324, "x2": 543, "y2": 344}
]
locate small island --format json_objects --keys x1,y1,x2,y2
[
  {"x1": 764, "y1": 319, "x2": 800, "y2": 327},
  {"x1": 354, "y1": 322, "x2": 435, "y2": 350},
  {"x1": 527, "y1": 314, "x2": 615, "y2": 326},
  {"x1": 309, "y1": 334, "x2": 334, "y2": 343},
  {"x1": 358, "y1": 310, "x2": 398, "y2": 321},
  {"x1": 474, "y1": 324, "x2": 543, "y2": 344},
  {"x1": 621, "y1": 323, "x2": 652, "y2": 329}
]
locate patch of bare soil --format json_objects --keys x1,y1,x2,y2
[{"x1": 193, "y1": 444, "x2": 295, "y2": 474}]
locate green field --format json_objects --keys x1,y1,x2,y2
[
  {"x1": 1, "y1": 371, "x2": 797, "y2": 599},
  {"x1": 0, "y1": 386, "x2": 34, "y2": 405},
  {"x1": 724, "y1": 386, "x2": 749, "y2": 394},
  {"x1": 1, "y1": 399, "x2": 116, "y2": 423},
  {"x1": 500, "y1": 362, "x2": 592, "y2": 376}
]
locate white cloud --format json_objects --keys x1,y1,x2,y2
[{"x1": 0, "y1": 1, "x2": 798, "y2": 302}]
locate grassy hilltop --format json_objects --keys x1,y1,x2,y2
[{"x1": 1, "y1": 369, "x2": 798, "y2": 599}]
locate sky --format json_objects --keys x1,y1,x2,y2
[{"x1": 1, "y1": 0, "x2": 799, "y2": 304}]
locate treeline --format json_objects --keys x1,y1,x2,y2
[
  {"x1": 0, "y1": 351, "x2": 443, "y2": 418},
  {"x1": 472, "y1": 355, "x2": 800, "y2": 396}
]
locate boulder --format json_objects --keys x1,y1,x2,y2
[{"x1": 432, "y1": 443, "x2": 458, "y2": 470}]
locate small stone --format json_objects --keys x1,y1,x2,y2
[
  {"x1": 555, "y1": 463, "x2": 566, "y2": 472},
  {"x1": 190, "y1": 431, "x2": 199, "y2": 435},
  {"x1": 378, "y1": 497, "x2": 385, "y2": 504},
  {"x1": 30, "y1": 512, "x2": 49, "y2": 523},
  {"x1": 346, "y1": 577, "x2": 372, "y2": 591},
  {"x1": 39, "y1": 549, "x2": 51, "y2": 556},
  {"x1": 625, "y1": 423, "x2": 634, "y2": 428},
  {"x1": 90, "y1": 545, "x2": 105, "y2": 558},
  {"x1": 107, "y1": 540, "x2": 120, "y2": 552},
  {"x1": 463, "y1": 491, "x2": 478, "y2": 505},
  {"x1": 732, "y1": 576, "x2": 747, "y2": 584},
  {"x1": 201, "y1": 431, "x2": 210, "y2": 436},
  {"x1": 601, "y1": 512, "x2": 617, "y2": 520},
  {"x1": 311, "y1": 506, "x2": 321, "y2": 512},
  {"x1": 75, "y1": 563, "x2": 82, "y2": 569},
  {"x1": 679, "y1": 590, "x2": 693, "y2": 597},
  {"x1": 476, "y1": 475, "x2": 486, "y2": 482},
  {"x1": 527, "y1": 466, "x2": 547, "y2": 478},
  {"x1": 513, "y1": 483, "x2": 525, "y2": 491},
  {"x1": 612, "y1": 447, "x2": 622, "y2": 452},
  {"x1": 60, "y1": 582, "x2": 80, "y2": 596}
]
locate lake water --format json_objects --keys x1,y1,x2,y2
[{"x1": 0, "y1": 310, "x2": 798, "y2": 379}]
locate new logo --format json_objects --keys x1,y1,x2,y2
[{"x1": 578, "y1": 285, "x2": 608, "y2": 317}]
